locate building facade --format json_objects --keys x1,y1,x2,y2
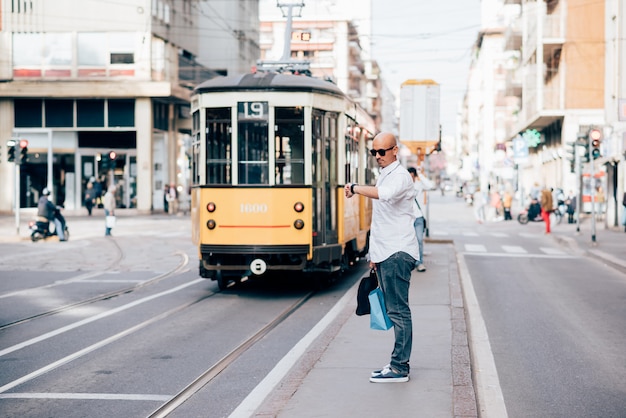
[
  {"x1": 0, "y1": 0, "x2": 260, "y2": 215},
  {"x1": 258, "y1": 0, "x2": 385, "y2": 131},
  {"x1": 462, "y1": 0, "x2": 626, "y2": 227}
]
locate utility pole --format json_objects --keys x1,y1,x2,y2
[
  {"x1": 588, "y1": 128, "x2": 602, "y2": 243},
  {"x1": 278, "y1": 1, "x2": 304, "y2": 61}
]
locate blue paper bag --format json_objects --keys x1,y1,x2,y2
[{"x1": 368, "y1": 288, "x2": 393, "y2": 330}]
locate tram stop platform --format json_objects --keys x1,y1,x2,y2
[{"x1": 232, "y1": 241, "x2": 478, "y2": 418}]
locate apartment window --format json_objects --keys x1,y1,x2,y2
[
  {"x1": 108, "y1": 100, "x2": 135, "y2": 127},
  {"x1": 15, "y1": 99, "x2": 43, "y2": 128},
  {"x1": 45, "y1": 99, "x2": 74, "y2": 127},
  {"x1": 13, "y1": 33, "x2": 43, "y2": 66},
  {"x1": 77, "y1": 99, "x2": 105, "y2": 127},
  {"x1": 78, "y1": 33, "x2": 107, "y2": 66},
  {"x1": 109, "y1": 33, "x2": 135, "y2": 64}
]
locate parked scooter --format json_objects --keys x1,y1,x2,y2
[{"x1": 29, "y1": 206, "x2": 70, "y2": 242}]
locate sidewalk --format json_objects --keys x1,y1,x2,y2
[
  {"x1": 0, "y1": 209, "x2": 183, "y2": 243},
  {"x1": 2, "y1": 206, "x2": 623, "y2": 418},
  {"x1": 239, "y1": 241, "x2": 477, "y2": 418},
  {"x1": 549, "y1": 216, "x2": 626, "y2": 271}
]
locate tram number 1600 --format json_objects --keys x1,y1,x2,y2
[{"x1": 240, "y1": 203, "x2": 268, "y2": 213}]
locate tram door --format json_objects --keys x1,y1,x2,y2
[{"x1": 312, "y1": 110, "x2": 338, "y2": 247}]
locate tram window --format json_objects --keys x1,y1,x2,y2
[
  {"x1": 345, "y1": 121, "x2": 359, "y2": 183},
  {"x1": 205, "y1": 108, "x2": 232, "y2": 184},
  {"x1": 275, "y1": 107, "x2": 305, "y2": 185},
  {"x1": 238, "y1": 122, "x2": 268, "y2": 184},
  {"x1": 238, "y1": 102, "x2": 269, "y2": 185}
]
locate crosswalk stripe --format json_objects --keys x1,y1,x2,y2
[
  {"x1": 490, "y1": 232, "x2": 508, "y2": 238},
  {"x1": 465, "y1": 244, "x2": 487, "y2": 252},
  {"x1": 502, "y1": 245, "x2": 527, "y2": 254},
  {"x1": 462, "y1": 232, "x2": 480, "y2": 237},
  {"x1": 539, "y1": 247, "x2": 566, "y2": 255}
]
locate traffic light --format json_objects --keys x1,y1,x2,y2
[
  {"x1": 19, "y1": 139, "x2": 28, "y2": 164},
  {"x1": 564, "y1": 141, "x2": 576, "y2": 173},
  {"x1": 589, "y1": 127, "x2": 602, "y2": 159},
  {"x1": 7, "y1": 141, "x2": 16, "y2": 162},
  {"x1": 575, "y1": 133, "x2": 589, "y2": 163},
  {"x1": 108, "y1": 151, "x2": 117, "y2": 170},
  {"x1": 100, "y1": 153, "x2": 110, "y2": 171}
]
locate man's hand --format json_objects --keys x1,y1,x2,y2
[{"x1": 344, "y1": 183, "x2": 354, "y2": 198}]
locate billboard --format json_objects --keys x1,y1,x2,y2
[{"x1": 399, "y1": 79, "x2": 440, "y2": 155}]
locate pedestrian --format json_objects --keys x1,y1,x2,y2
[
  {"x1": 167, "y1": 183, "x2": 179, "y2": 214},
  {"x1": 622, "y1": 191, "x2": 626, "y2": 233},
  {"x1": 473, "y1": 187, "x2": 486, "y2": 223},
  {"x1": 540, "y1": 186, "x2": 553, "y2": 234},
  {"x1": 489, "y1": 189, "x2": 503, "y2": 221},
  {"x1": 103, "y1": 185, "x2": 116, "y2": 236},
  {"x1": 163, "y1": 185, "x2": 170, "y2": 213},
  {"x1": 565, "y1": 191, "x2": 576, "y2": 224},
  {"x1": 503, "y1": 189, "x2": 513, "y2": 220},
  {"x1": 94, "y1": 176, "x2": 103, "y2": 208},
  {"x1": 345, "y1": 132, "x2": 419, "y2": 383},
  {"x1": 407, "y1": 166, "x2": 435, "y2": 272},
  {"x1": 596, "y1": 186, "x2": 606, "y2": 215},
  {"x1": 84, "y1": 182, "x2": 95, "y2": 216}
]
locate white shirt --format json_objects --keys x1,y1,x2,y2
[
  {"x1": 413, "y1": 174, "x2": 435, "y2": 219},
  {"x1": 369, "y1": 161, "x2": 420, "y2": 264}
]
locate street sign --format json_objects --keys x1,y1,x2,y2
[{"x1": 513, "y1": 134, "x2": 529, "y2": 161}]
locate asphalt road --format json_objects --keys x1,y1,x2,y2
[
  {"x1": 0, "y1": 217, "x2": 364, "y2": 418},
  {"x1": 428, "y1": 194, "x2": 626, "y2": 418}
]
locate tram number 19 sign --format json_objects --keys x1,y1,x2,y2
[{"x1": 238, "y1": 101, "x2": 268, "y2": 121}]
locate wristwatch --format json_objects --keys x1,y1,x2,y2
[{"x1": 350, "y1": 183, "x2": 356, "y2": 194}]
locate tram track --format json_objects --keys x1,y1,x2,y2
[
  {"x1": 147, "y1": 290, "x2": 315, "y2": 418},
  {"x1": 0, "y1": 281, "x2": 214, "y2": 393},
  {"x1": 0, "y1": 245, "x2": 190, "y2": 331}
]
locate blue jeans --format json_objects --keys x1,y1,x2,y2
[
  {"x1": 376, "y1": 251, "x2": 415, "y2": 375},
  {"x1": 413, "y1": 217, "x2": 425, "y2": 265},
  {"x1": 104, "y1": 209, "x2": 112, "y2": 235},
  {"x1": 54, "y1": 218, "x2": 64, "y2": 240}
]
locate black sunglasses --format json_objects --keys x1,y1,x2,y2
[{"x1": 369, "y1": 145, "x2": 395, "y2": 157}]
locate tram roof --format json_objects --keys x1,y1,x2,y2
[{"x1": 193, "y1": 72, "x2": 347, "y2": 98}]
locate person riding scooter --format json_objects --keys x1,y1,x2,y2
[{"x1": 36, "y1": 188, "x2": 66, "y2": 241}]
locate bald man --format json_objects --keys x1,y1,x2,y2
[{"x1": 345, "y1": 132, "x2": 419, "y2": 383}]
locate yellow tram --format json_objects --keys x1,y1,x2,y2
[{"x1": 190, "y1": 71, "x2": 377, "y2": 289}]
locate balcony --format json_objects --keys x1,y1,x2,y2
[
  {"x1": 505, "y1": 67, "x2": 522, "y2": 98},
  {"x1": 542, "y1": 13, "x2": 565, "y2": 62},
  {"x1": 504, "y1": 18, "x2": 522, "y2": 51},
  {"x1": 513, "y1": 62, "x2": 564, "y2": 136}
]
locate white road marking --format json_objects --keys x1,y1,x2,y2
[
  {"x1": 228, "y1": 274, "x2": 356, "y2": 418},
  {"x1": 463, "y1": 231, "x2": 480, "y2": 237},
  {"x1": 539, "y1": 247, "x2": 566, "y2": 255},
  {"x1": 465, "y1": 244, "x2": 487, "y2": 252},
  {"x1": 457, "y1": 253, "x2": 509, "y2": 417},
  {"x1": 0, "y1": 393, "x2": 170, "y2": 401},
  {"x1": 463, "y1": 252, "x2": 574, "y2": 259},
  {"x1": 0, "y1": 279, "x2": 205, "y2": 358},
  {"x1": 0, "y1": 292, "x2": 203, "y2": 394},
  {"x1": 502, "y1": 245, "x2": 527, "y2": 254}
]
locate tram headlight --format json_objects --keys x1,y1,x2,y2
[
  {"x1": 207, "y1": 219, "x2": 216, "y2": 230},
  {"x1": 207, "y1": 202, "x2": 216, "y2": 212},
  {"x1": 294, "y1": 201, "x2": 304, "y2": 212},
  {"x1": 294, "y1": 219, "x2": 305, "y2": 230}
]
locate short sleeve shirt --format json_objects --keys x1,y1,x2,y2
[{"x1": 369, "y1": 161, "x2": 419, "y2": 263}]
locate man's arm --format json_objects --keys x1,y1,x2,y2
[
  {"x1": 344, "y1": 183, "x2": 379, "y2": 200},
  {"x1": 416, "y1": 171, "x2": 436, "y2": 190}
]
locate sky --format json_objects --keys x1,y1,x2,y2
[{"x1": 371, "y1": 0, "x2": 483, "y2": 138}]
